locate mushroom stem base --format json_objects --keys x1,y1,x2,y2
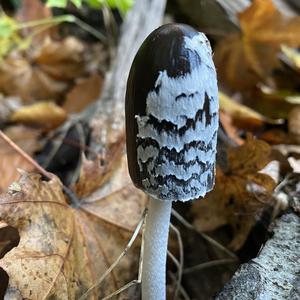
[{"x1": 142, "y1": 197, "x2": 172, "y2": 300}]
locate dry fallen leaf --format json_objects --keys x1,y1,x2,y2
[
  {"x1": 215, "y1": 0, "x2": 300, "y2": 90},
  {"x1": 219, "y1": 111, "x2": 244, "y2": 146},
  {"x1": 73, "y1": 132, "x2": 125, "y2": 198},
  {"x1": 192, "y1": 135, "x2": 276, "y2": 250},
  {"x1": 219, "y1": 91, "x2": 283, "y2": 128},
  {"x1": 63, "y1": 74, "x2": 103, "y2": 114},
  {"x1": 0, "y1": 126, "x2": 40, "y2": 192},
  {"x1": 17, "y1": 0, "x2": 52, "y2": 23},
  {"x1": 35, "y1": 37, "x2": 85, "y2": 81},
  {"x1": 288, "y1": 106, "x2": 300, "y2": 144},
  {"x1": 0, "y1": 37, "x2": 85, "y2": 103},
  {"x1": 10, "y1": 101, "x2": 67, "y2": 129},
  {"x1": 280, "y1": 45, "x2": 300, "y2": 71},
  {"x1": 288, "y1": 157, "x2": 300, "y2": 174},
  {"x1": 0, "y1": 156, "x2": 146, "y2": 299},
  {"x1": 17, "y1": 0, "x2": 53, "y2": 41}
]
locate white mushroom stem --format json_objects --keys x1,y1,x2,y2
[{"x1": 142, "y1": 196, "x2": 172, "y2": 300}]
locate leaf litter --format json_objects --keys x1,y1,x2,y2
[{"x1": 0, "y1": 0, "x2": 300, "y2": 299}]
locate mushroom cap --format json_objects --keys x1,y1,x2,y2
[{"x1": 125, "y1": 23, "x2": 219, "y2": 202}]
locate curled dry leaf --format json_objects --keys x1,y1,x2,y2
[
  {"x1": 10, "y1": 101, "x2": 67, "y2": 129},
  {"x1": 34, "y1": 37, "x2": 84, "y2": 81},
  {"x1": 0, "y1": 158, "x2": 146, "y2": 299},
  {"x1": 0, "y1": 126, "x2": 40, "y2": 192},
  {"x1": 219, "y1": 91, "x2": 283, "y2": 128},
  {"x1": 219, "y1": 111, "x2": 244, "y2": 146},
  {"x1": 0, "y1": 37, "x2": 85, "y2": 103},
  {"x1": 288, "y1": 157, "x2": 300, "y2": 174},
  {"x1": 215, "y1": 0, "x2": 300, "y2": 90},
  {"x1": 280, "y1": 45, "x2": 300, "y2": 71},
  {"x1": 288, "y1": 106, "x2": 300, "y2": 143},
  {"x1": 192, "y1": 135, "x2": 277, "y2": 251}
]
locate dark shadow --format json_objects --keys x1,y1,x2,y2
[
  {"x1": 0, "y1": 268, "x2": 9, "y2": 299},
  {"x1": 0, "y1": 225, "x2": 20, "y2": 259}
]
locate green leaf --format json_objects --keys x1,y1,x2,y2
[
  {"x1": 71, "y1": 0, "x2": 83, "y2": 8},
  {"x1": 84, "y1": 0, "x2": 105, "y2": 8},
  {"x1": 46, "y1": 0, "x2": 68, "y2": 8},
  {"x1": 107, "y1": 0, "x2": 134, "y2": 13},
  {"x1": 0, "y1": 15, "x2": 17, "y2": 38},
  {"x1": 84, "y1": 0, "x2": 134, "y2": 13}
]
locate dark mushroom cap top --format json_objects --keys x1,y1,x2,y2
[{"x1": 125, "y1": 23, "x2": 219, "y2": 201}]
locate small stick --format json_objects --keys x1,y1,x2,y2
[
  {"x1": 0, "y1": 129, "x2": 52, "y2": 180},
  {"x1": 183, "y1": 258, "x2": 238, "y2": 275},
  {"x1": 101, "y1": 279, "x2": 140, "y2": 300},
  {"x1": 168, "y1": 271, "x2": 191, "y2": 300}
]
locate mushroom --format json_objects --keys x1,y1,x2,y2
[{"x1": 125, "y1": 23, "x2": 219, "y2": 300}]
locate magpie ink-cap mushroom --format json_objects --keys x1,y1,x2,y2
[{"x1": 125, "y1": 23, "x2": 219, "y2": 300}]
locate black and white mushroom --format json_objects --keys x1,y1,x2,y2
[{"x1": 125, "y1": 23, "x2": 219, "y2": 300}]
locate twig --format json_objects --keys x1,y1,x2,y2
[
  {"x1": 183, "y1": 258, "x2": 238, "y2": 275},
  {"x1": 167, "y1": 250, "x2": 180, "y2": 268},
  {"x1": 79, "y1": 209, "x2": 147, "y2": 300},
  {"x1": 168, "y1": 271, "x2": 191, "y2": 300},
  {"x1": 101, "y1": 280, "x2": 139, "y2": 300},
  {"x1": 0, "y1": 129, "x2": 52, "y2": 180},
  {"x1": 0, "y1": 129, "x2": 81, "y2": 207}
]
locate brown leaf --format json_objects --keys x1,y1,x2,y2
[
  {"x1": 288, "y1": 106, "x2": 300, "y2": 143},
  {"x1": 73, "y1": 133, "x2": 126, "y2": 198},
  {"x1": 280, "y1": 45, "x2": 300, "y2": 72},
  {"x1": 0, "y1": 163, "x2": 146, "y2": 298},
  {"x1": 63, "y1": 74, "x2": 103, "y2": 114},
  {"x1": 219, "y1": 111, "x2": 244, "y2": 146},
  {"x1": 192, "y1": 135, "x2": 276, "y2": 250},
  {"x1": 0, "y1": 37, "x2": 85, "y2": 103},
  {"x1": 215, "y1": 0, "x2": 300, "y2": 90},
  {"x1": 219, "y1": 91, "x2": 283, "y2": 128},
  {"x1": 35, "y1": 37, "x2": 85, "y2": 81},
  {"x1": 0, "y1": 126, "x2": 40, "y2": 192},
  {"x1": 18, "y1": 0, "x2": 52, "y2": 23},
  {"x1": 17, "y1": 0, "x2": 53, "y2": 40},
  {"x1": 287, "y1": 157, "x2": 300, "y2": 173},
  {"x1": 10, "y1": 101, "x2": 67, "y2": 129}
]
